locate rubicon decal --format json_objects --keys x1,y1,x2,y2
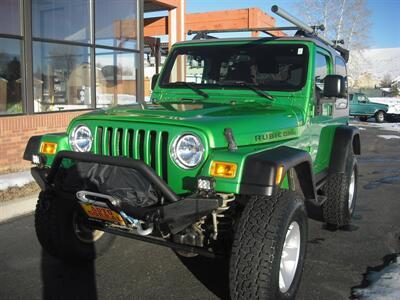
[{"x1": 255, "y1": 128, "x2": 298, "y2": 142}]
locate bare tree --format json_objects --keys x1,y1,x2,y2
[
  {"x1": 293, "y1": 0, "x2": 371, "y2": 81},
  {"x1": 380, "y1": 73, "x2": 393, "y2": 88},
  {"x1": 293, "y1": 0, "x2": 371, "y2": 51}
]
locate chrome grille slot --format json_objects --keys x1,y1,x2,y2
[
  {"x1": 106, "y1": 127, "x2": 112, "y2": 156},
  {"x1": 95, "y1": 126, "x2": 169, "y2": 182},
  {"x1": 138, "y1": 130, "x2": 145, "y2": 161},
  {"x1": 161, "y1": 132, "x2": 169, "y2": 182},
  {"x1": 96, "y1": 126, "x2": 103, "y2": 155},
  {"x1": 127, "y1": 129, "x2": 134, "y2": 158},
  {"x1": 150, "y1": 131, "x2": 157, "y2": 170}
]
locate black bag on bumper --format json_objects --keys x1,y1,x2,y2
[{"x1": 58, "y1": 162, "x2": 159, "y2": 209}]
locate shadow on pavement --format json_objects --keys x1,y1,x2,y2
[
  {"x1": 322, "y1": 223, "x2": 359, "y2": 232},
  {"x1": 177, "y1": 255, "x2": 230, "y2": 300},
  {"x1": 41, "y1": 249, "x2": 98, "y2": 300}
]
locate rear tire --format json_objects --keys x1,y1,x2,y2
[
  {"x1": 322, "y1": 157, "x2": 358, "y2": 227},
  {"x1": 230, "y1": 191, "x2": 307, "y2": 300},
  {"x1": 35, "y1": 191, "x2": 114, "y2": 262},
  {"x1": 375, "y1": 110, "x2": 385, "y2": 123}
]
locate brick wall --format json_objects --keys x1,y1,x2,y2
[{"x1": 0, "y1": 111, "x2": 88, "y2": 174}]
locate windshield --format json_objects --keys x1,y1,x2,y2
[{"x1": 160, "y1": 43, "x2": 309, "y2": 92}]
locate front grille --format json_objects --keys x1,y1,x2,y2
[{"x1": 95, "y1": 126, "x2": 169, "y2": 182}]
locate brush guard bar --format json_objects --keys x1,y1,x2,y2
[{"x1": 32, "y1": 151, "x2": 222, "y2": 236}]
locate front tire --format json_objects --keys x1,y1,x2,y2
[
  {"x1": 35, "y1": 191, "x2": 114, "y2": 262},
  {"x1": 322, "y1": 157, "x2": 358, "y2": 227},
  {"x1": 230, "y1": 191, "x2": 307, "y2": 300},
  {"x1": 375, "y1": 110, "x2": 385, "y2": 123}
]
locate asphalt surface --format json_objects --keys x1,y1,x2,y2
[{"x1": 1, "y1": 122, "x2": 400, "y2": 300}]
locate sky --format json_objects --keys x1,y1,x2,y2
[{"x1": 186, "y1": 0, "x2": 400, "y2": 49}]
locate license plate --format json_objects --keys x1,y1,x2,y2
[{"x1": 80, "y1": 203, "x2": 126, "y2": 226}]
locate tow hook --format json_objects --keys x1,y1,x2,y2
[{"x1": 119, "y1": 211, "x2": 154, "y2": 236}]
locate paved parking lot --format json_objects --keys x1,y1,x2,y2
[{"x1": 1, "y1": 123, "x2": 399, "y2": 300}]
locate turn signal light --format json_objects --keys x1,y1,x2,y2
[
  {"x1": 40, "y1": 142, "x2": 57, "y2": 155},
  {"x1": 275, "y1": 165, "x2": 285, "y2": 185},
  {"x1": 210, "y1": 161, "x2": 237, "y2": 179}
]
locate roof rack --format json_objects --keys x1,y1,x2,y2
[{"x1": 187, "y1": 5, "x2": 349, "y2": 62}]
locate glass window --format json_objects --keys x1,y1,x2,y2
[
  {"x1": 358, "y1": 95, "x2": 367, "y2": 102},
  {"x1": 0, "y1": 0, "x2": 21, "y2": 35},
  {"x1": 33, "y1": 42, "x2": 91, "y2": 112},
  {"x1": 315, "y1": 53, "x2": 329, "y2": 90},
  {"x1": 335, "y1": 57, "x2": 347, "y2": 77},
  {"x1": 334, "y1": 56, "x2": 348, "y2": 109},
  {"x1": 0, "y1": 38, "x2": 23, "y2": 115},
  {"x1": 32, "y1": 0, "x2": 90, "y2": 42},
  {"x1": 96, "y1": 49, "x2": 137, "y2": 107},
  {"x1": 161, "y1": 44, "x2": 309, "y2": 92},
  {"x1": 95, "y1": 0, "x2": 137, "y2": 49}
]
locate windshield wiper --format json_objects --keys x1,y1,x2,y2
[
  {"x1": 219, "y1": 80, "x2": 274, "y2": 101},
  {"x1": 173, "y1": 81, "x2": 209, "y2": 99}
]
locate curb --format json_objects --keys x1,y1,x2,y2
[{"x1": 0, "y1": 193, "x2": 38, "y2": 223}]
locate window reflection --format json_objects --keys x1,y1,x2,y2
[
  {"x1": 96, "y1": 0, "x2": 137, "y2": 49},
  {"x1": 33, "y1": 42, "x2": 91, "y2": 112},
  {"x1": 96, "y1": 49, "x2": 137, "y2": 107},
  {"x1": 0, "y1": 38, "x2": 23, "y2": 115},
  {"x1": 0, "y1": 0, "x2": 21, "y2": 35},
  {"x1": 32, "y1": 0, "x2": 90, "y2": 42}
]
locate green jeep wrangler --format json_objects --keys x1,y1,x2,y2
[{"x1": 23, "y1": 6, "x2": 360, "y2": 299}]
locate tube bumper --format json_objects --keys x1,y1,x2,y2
[{"x1": 32, "y1": 151, "x2": 221, "y2": 235}]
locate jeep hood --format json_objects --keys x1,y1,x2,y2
[{"x1": 76, "y1": 102, "x2": 303, "y2": 148}]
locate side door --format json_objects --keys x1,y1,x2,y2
[
  {"x1": 357, "y1": 94, "x2": 374, "y2": 115},
  {"x1": 309, "y1": 49, "x2": 335, "y2": 170}
]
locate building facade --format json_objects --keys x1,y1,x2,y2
[
  {"x1": 0, "y1": 0, "x2": 279, "y2": 173},
  {"x1": 0, "y1": 0, "x2": 187, "y2": 173}
]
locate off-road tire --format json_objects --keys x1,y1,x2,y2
[
  {"x1": 35, "y1": 191, "x2": 114, "y2": 262},
  {"x1": 359, "y1": 116, "x2": 368, "y2": 122},
  {"x1": 230, "y1": 190, "x2": 308, "y2": 300},
  {"x1": 375, "y1": 110, "x2": 385, "y2": 123},
  {"x1": 322, "y1": 156, "x2": 358, "y2": 227}
]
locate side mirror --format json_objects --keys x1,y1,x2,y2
[
  {"x1": 323, "y1": 75, "x2": 346, "y2": 98},
  {"x1": 151, "y1": 74, "x2": 159, "y2": 90}
]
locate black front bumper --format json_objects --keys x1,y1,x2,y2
[{"x1": 33, "y1": 151, "x2": 222, "y2": 236}]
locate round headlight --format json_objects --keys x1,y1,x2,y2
[
  {"x1": 69, "y1": 125, "x2": 93, "y2": 152},
  {"x1": 171, "y1": 134, "x2": 204, "y2": 169}
]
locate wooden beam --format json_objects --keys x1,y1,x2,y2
[
  {"x1": 144, "y1": 16, "x2": 168, "y2": 36},
  {"x1": 185, "y1": 8, "x2": 286, "y2": 36},
  {"x1": 145, "y1": 0, "x2": 180, "y2": 11},
  {"x1": 142, "y1": 7, "x2": 286, "y2": 37}
]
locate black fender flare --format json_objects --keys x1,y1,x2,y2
[
  {"x1": 329, "y1": 125, "x2": 360, "y2": 174},
  {"x1": 239, "y1": 146, "x2": 317, "y2": 201}
]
